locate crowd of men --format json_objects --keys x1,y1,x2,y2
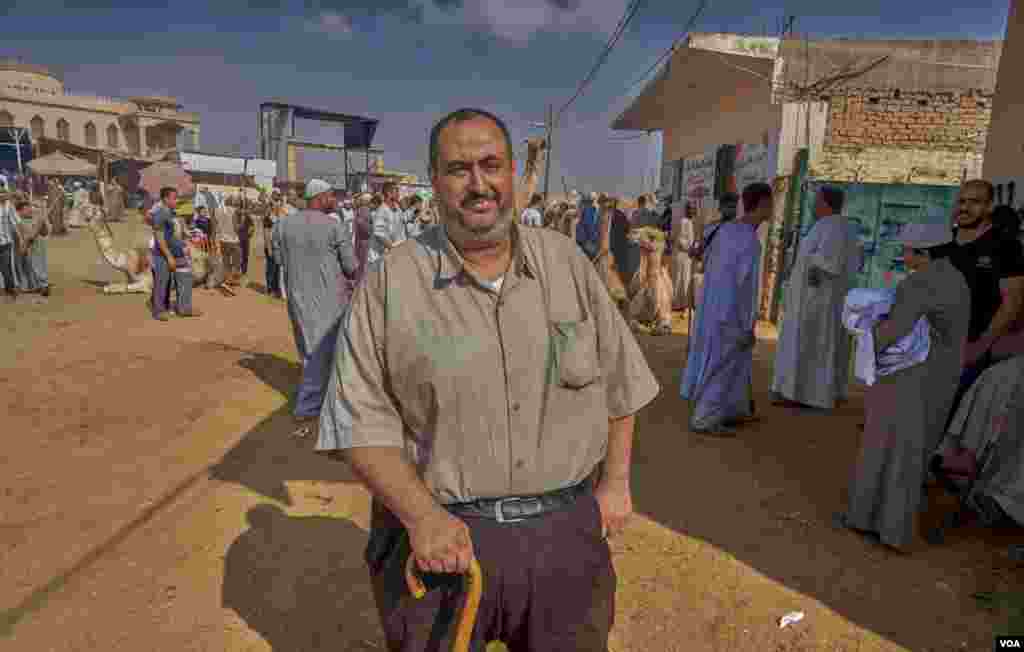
[
  {"x1": 0, "y1": 190, "x2": 51, "y2": 301},
  {"x1": 511, "y1": 170, "x2": 1024, "y2": 556},
  {"x1": 4, "y1": 106, "x2": 1024, "y2": 648},
  {"x1": 679, "y1": 176, "x2": 1024, "y2": 553}
]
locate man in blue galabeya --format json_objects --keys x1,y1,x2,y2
[{"x1": 681, "y1": 183, "x2": 774, "y2": 436}]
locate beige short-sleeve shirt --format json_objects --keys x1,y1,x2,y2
[{"x1": 317, "y1": 223, "x2": 660, "y2": 504}]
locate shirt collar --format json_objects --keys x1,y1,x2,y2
[{"x1": 436, "y1": 222, "x2": 535, "y2": 285}]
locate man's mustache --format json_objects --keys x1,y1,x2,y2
[{"x1": 462, "y1": 193, "x2": 499, "y2": 208}]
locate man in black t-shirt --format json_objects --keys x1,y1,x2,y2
[{"x1": 946, "y1": 179, "x2": 1024, "y2": 416}]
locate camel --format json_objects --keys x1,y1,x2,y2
[
  {"x1": 86, "y1": 207, "x2": 226, "y2": 295},
  {"x1": 593, "y1": 203, "x2": 628, "y2": 306},
  {"x1": 86, "y1": 208, "x2": 153, "y2": 294},
  {"x1": 517, "y1": 137, "x2": 545, "y2": 212},
  {"x1": 626, "y1": 226, "x2": 674, "y2": 336},
  {"x1": 185, "y1": 232, "x2": 229, "y2": 293}
]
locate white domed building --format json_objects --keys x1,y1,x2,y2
[{"x1": 0, "y1": 60, "x2": 200, "y2": 160}]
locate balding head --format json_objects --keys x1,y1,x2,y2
[
  {"x1": 956, "y1": 179, "x2": 995, "y2": 229},
  {"x1": 963, "y1": 178, "x2": 995, "y2": 203}
]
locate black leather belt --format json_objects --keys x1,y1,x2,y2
[{"x1": 445, "y1": 481, "x2": 589, "y2": 523}]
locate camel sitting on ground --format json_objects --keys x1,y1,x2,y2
[{"x1": 86, "y1": 208, "x2": 226, "y2": 295}]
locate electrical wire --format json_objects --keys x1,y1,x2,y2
[
  {"x1": 557, "y1": 0, "x2": 644, "y2": 120},
  {"x1": 619, "y1": 0, "x2": 710, "y2": 100}
]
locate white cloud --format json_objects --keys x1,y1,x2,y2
[
  {"x1": 297, "y1": 1, "x2": 631, "y2": 46},
  {"x1": 418, "y1": 0, "x2": 632, "y2": 43},
  {"x1": 304, "y1": 11, "x2": 355, "y2": 40}
]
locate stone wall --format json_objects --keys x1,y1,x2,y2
[
  {"x1": 984, "y1": 0, "x2": 1024, "y2": 206},
  {"x1": 810, "y1": 88, "x2": 992, "y2": 185}
]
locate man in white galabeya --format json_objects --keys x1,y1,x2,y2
[
  {"x1": 272, "y1": 178, "x2": 358, "y2": 437},
  {"x1": 772, "y1": 185, "x2": 862, "y2": 409},
  {"x1": 371, "y1": 181, "x2": 407, "y2": 260}
]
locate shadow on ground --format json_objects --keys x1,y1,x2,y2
[
  {"x1": 221, "y1": 504, "x2": 382, "y2": 651},
  {"x1": 211, "y1": 353, "x2": 362, "y2": 505},
  {"x1": 238, "y1": 352, "x2": 299, "y2": 400},
  {"x1": 215, "y1": 353, "x2": 383, "y2": 649},
  {"x1": 631, "y1": 332, "x2": 1020, "y2": 651}
]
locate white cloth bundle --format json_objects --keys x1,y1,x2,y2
[{"x1": 843, "y1": 288, "x2": 931, "y2": 386}]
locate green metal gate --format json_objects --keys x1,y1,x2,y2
[{"x1": 796, "y1": 181, "x2": 958, "y2": 292}]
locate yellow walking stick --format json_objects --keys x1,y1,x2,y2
[{"x1": 404, "y1": 555, "x2": 484, "y2": 652}]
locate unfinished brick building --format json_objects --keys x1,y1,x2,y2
[{"x1": 776, "y1": 38, "x2": 1002, "y2": 186}]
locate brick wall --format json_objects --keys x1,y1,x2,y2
[{"x1": 810, "y1": 88, "x2": 992, "y2": 185}]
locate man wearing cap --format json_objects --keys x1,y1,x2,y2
[
  {"x1": 316, "y1": 108, "x2": 658, "y2": 650},
  {"x1": 771, "y1": 185, "x2": 861, "y2": 410},
  {"x1": 838, "y1": 222, "x2": 969, "y2": 550},
  {"x1": 271, "y1": 179, "x2": 358, "y2": 436}
]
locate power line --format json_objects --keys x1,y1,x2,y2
[
  {"x1": 557, "y1": 0, "x2": 645, "y2": 120},
  {"x1": 619, "y1": 0, "x2": 710, "y2": 100}
]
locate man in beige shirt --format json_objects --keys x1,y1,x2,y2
[{"x1": 317, "y1": 108, "x2": 660, "y2": 651}]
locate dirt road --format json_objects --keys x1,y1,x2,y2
[{"x1": 1, "y1": 215, "x2": 1019, "y2": 651}]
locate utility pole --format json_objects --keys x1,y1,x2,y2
[{"x1": 543, "y1": 104, "x2": 555, "y2": 200}]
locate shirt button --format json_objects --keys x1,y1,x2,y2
[
  {"x1": 512, "y1": 402, "x2": 521, "y2": 411},
  {"x1": 515, "y1": 459, "x2": 525, "y2": 469}
]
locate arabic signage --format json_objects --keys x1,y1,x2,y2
[
  {"x1": 680, "y1": 148, "x2": 718, "y2": 209},
  {"x1": 688, "y1": 34, "x2": 780, "y2": 59},
  {"x1": 732, "y1": 135, "x2": 779, "y2": 219}
]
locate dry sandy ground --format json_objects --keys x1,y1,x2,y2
[{"x1": 1, "y1": 214, "x2": 1021, "y2": 652}]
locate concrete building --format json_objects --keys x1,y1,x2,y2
[
  {"x1": 0, "y1": 60, "x2": 200, "y2": 161},
  {"x1": 984, "y1": 0, "x2": 1023, "y2": 207},
  {"x1": 614, "y1": 33, "x2": 1002, "y2": 320},
  {"x1": 614, "y1": 33, "x2": 1001, "y2": 194}
]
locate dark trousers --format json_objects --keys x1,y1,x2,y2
[
  {"x1": 265, "y1": 252, "x2": 281, "y2": 295},
  {"x1": 151, "y1": 255, "x2": 193, "y2": 317},
  {"x1": 240, "y1": 237, "x2": 251, "y2": 275},
  {"x1": 0, "y1": 243, "x2": 16, "y2": 294},
  {"x1": 366, "y1": 491, "x2": 615, "y2": 652}
]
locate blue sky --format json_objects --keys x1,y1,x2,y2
[{"x1": 3, "y1": 0, "x2": 1013, "y2": 196}]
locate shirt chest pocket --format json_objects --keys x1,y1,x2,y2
[{"x1": 549, "y1": 319, "x2": 601, "y2": 389}]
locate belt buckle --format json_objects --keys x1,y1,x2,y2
[{"x1": 494, "y1": 497, "x2": 525, "y2": 523}]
